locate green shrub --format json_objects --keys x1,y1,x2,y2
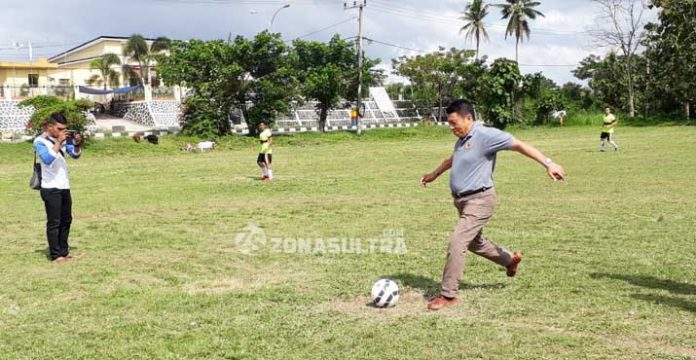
[{"x1": 19, "y1": 95, "x2": 93, "y2": 132}]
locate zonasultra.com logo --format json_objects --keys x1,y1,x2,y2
[{"x1": 234, "y1": 223, "x2": 408, "y2": 256}]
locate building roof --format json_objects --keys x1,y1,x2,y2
[{"x1": 49, "y1": 35, "x2": 156, "y2": 64}]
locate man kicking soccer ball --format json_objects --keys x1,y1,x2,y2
[
  {"x1": 600, "y1": 107, "x2": 619, "y2": 152},
  {"x1": 421, "y1": 99, "x2": 566, "y2": 311},
  {"x1": 257, "y1": 121, "x2": 273, "y2": 181}
]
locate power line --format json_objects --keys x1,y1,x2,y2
[
  {"x1": 295, "y1": 17, "x2": 356, "y2": 39},
  {"x1": 364, "y1": 37, "x2": 426, "y2": 53},
  {"x1": 363, "y1": 37, "x2": 581, "y2": 68}
]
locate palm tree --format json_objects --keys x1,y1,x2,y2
[
  {"x1": 89, "y1": 53, "x2": 121, "y2": 90},
  {"x1": 496, "y1": 0, "x2": 544, "y2": 62},
  {"x1": 123, "y1": 34, "x2": 171, "y2": 85},
  {"x1": 460, "y1": 0, "x2": 490, "y2": 59}
]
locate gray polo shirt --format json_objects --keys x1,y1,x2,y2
[{"x1": 450, "y1": 121, "x2": 515, "y2": 196}]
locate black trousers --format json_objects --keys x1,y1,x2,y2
[{"x1": 40, "y1": 188, "x2": 72, "y2": 260}]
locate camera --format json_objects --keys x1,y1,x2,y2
[{"x1": 66, "y1": 130, "x2": 81, "y2": 146}]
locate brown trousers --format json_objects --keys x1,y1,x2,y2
[{"x1": 441, "y1": 188, "x2": 513, "y2": 298}]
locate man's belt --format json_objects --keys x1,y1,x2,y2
[{"x1": 454, "y1": 186, "x2": 492, "y2": 199}]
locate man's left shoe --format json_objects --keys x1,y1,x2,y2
[
  {"x1": 427, "y1": 295, "x2": 458, "y2": 310},
  {"x1": 506, "y1": 252, "x2": 523, "y2": 277}
]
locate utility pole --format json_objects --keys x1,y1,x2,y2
[{"x1": 345, "y1": 0, "x2": 366, "y2": 134}]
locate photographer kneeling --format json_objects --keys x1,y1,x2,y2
[{"x1": 33, "y1": 113, "x2": 83, "y2": 263}]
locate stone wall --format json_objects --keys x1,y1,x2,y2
[
  {"x1": 150, "y1": 100, "x2": 182, "y2": 129},
  {"x1": 0, "y1": 101, "x2": 33, "y2": 133},
  {"x1": 110, "y1": 100, "x2": 181, "y2": 129},
  {"x1": 112, "y1": 101, "x2": 156, "y2": 128}
]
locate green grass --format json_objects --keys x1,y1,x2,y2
[
  {"x1": 561, "y1": 109, "x2": 696, "y2": 127},
  {"x1": 0, "y1": 126, "x2": 694, "y2": 359}
]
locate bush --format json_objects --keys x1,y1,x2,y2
[
  {"x1": 179, "y1": 95, "x2": 229, "y2": 138},
  {"x1": 19, "y1": 95, "x2": 93, "y2": 132}
]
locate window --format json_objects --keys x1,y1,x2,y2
[{"x1": 28, "y1": 74, "x2": 39, "y2": 88}]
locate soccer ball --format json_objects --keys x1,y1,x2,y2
[{"x1": 371, "y1": 279, "x2": 400, "y2": 308}]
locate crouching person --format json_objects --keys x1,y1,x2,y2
[{"x1": 33, "y1": 113, "x2": 83, "y2": 263}]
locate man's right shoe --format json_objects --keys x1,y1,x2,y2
[
  {"x1": 427, "y1": 295, "x2": 458, "y2": 310},
  {"x1": 51, "y1": 257, "x2": 69, "y2": 263},
  {"x1": 506, "y1": 252, "x2": 523, "y2": 277}
]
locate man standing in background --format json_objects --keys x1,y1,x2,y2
[
  {"x1": 257, "y1": 121, "x2": 274, "y2": 182},
  {"x1": 600, "y1": 107, "x2": 620, "y2": 152},
  {"x1": 33, "y1": 113, "x2": 83, "y2": 263}
]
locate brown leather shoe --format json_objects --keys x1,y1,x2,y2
[
  {"x1": 51, "y1": 256, "x2": 69, "y2": 263},
  {"x1": 506, "y1": 252, "x2": 522, "y2": 277},
  {"x1": 427, "y1": 295, "x2": 458, "y2": 310}
]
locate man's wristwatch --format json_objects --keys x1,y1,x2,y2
[{"x1": 544, "y1": 158, "x2": 553, "y2": 167}]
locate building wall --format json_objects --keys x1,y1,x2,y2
[
  {"x1": 52, "y1": 65, "x2": 100, "y2": 88},
  {"x1": 0, "y1": 68, "x2": 52, "y2": 87}
]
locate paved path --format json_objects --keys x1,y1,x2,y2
[{"x1": 94, "y1": 114, "x2": 151, "y2": 132}]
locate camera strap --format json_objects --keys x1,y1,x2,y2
[{"x1": 44, "y1": 136, "x2": 65, "y2": 157}]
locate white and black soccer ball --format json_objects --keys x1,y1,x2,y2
[{"x1": 371, "y1": 279, "x2": 400, "y2": 308}]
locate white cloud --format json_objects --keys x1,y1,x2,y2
[{"x1": 0, "y1": 0, "x2": 658, "y2": 85}]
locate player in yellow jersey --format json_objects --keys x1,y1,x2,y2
[
  {"x1": 600, "y1": 107, "x2": 619, "y2": 152},
  {"x1": 257, "y1": 121, "x2": 273, "y2": 181}
]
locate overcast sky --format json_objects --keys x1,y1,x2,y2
[{"x1": 0, "y1": 0, "x2": 657, "y2": 85}]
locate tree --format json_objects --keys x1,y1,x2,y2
[
  {"x1": 19, "y1": 96, "x2": 93, "y2": 133},
  {"x1": 588, "y1": 0, "x2": 647, "y2": 118},
  {"x1": 643, "y1": 0, "x2": 696, "y2": 119},
  {"x1": 292, "y1": 35, "x2": 360, "y2": 132},
  {"x1": 158, "y1": 32, "x2": 297, "y2": 136},
  {"x1": 231, "y1": 31, "x2": 298, "y2": 133},
  {"x1": 560, "y1": 82, "x2": 594, "y2": 110},
  {"x1": 393, "y1": 47, "x2": 477, "y2": 121},
  {"x1": 123, "y1": 34, "x2": 171, "y2": 85},
  {"x1": 386, "y1": 83, "x2": 418, "y2": 101},
  {"x1": 479, "y1": 58, "x2": 522, "y2": 128},
  {"x1": 496, "y1": 0, "x2": 545, "y2": 62},
  {"x1": 573, "y1": 53, "x2": 628, "y2": 111},
  {"x1": 89, "y1": 53, "x2": 121, "y2": 90},
  {"x1": 158, "y1": 39, "x2": 245, "y2": 136},
  {"x1": 460, "y1": 0, "x2": 490, "y2": 59}
]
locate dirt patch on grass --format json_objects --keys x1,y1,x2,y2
[
  {"x1": 311, "y1": 290, "x2": 482, "y2": 320},
  {"x1": 182, "y1": 263, "x2": 318, "y2": 295},
  {"x1": 184, "y1": 277, "x2": 267, "y2": 295}
]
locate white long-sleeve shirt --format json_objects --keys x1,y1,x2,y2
[{"x1": 33, "y1": 135, "x2": 81, "y2": 190}]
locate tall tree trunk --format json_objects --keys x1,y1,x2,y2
[
  {"x1": 476, "y1": 32, "x2": 480, "y2": 60},
  {"x1": 515, "y1": 36, "x2": 520, "y2": 63},
  {"x1": 437, "y1": 83, "x2": 443, "y2": 122},
  {"x1": 686, "y1": 102, "x2": 691, "y2": 120},
  {"x1": 626, "y1": 55, "x2": 636, "y2": 117},
  {"x1": 320, "y1": 105, "x2": 328, "y2": 132}
]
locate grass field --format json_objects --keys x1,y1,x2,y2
[{"x1": 0, "y1": 125, "x2": 694, "y2": 359}]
